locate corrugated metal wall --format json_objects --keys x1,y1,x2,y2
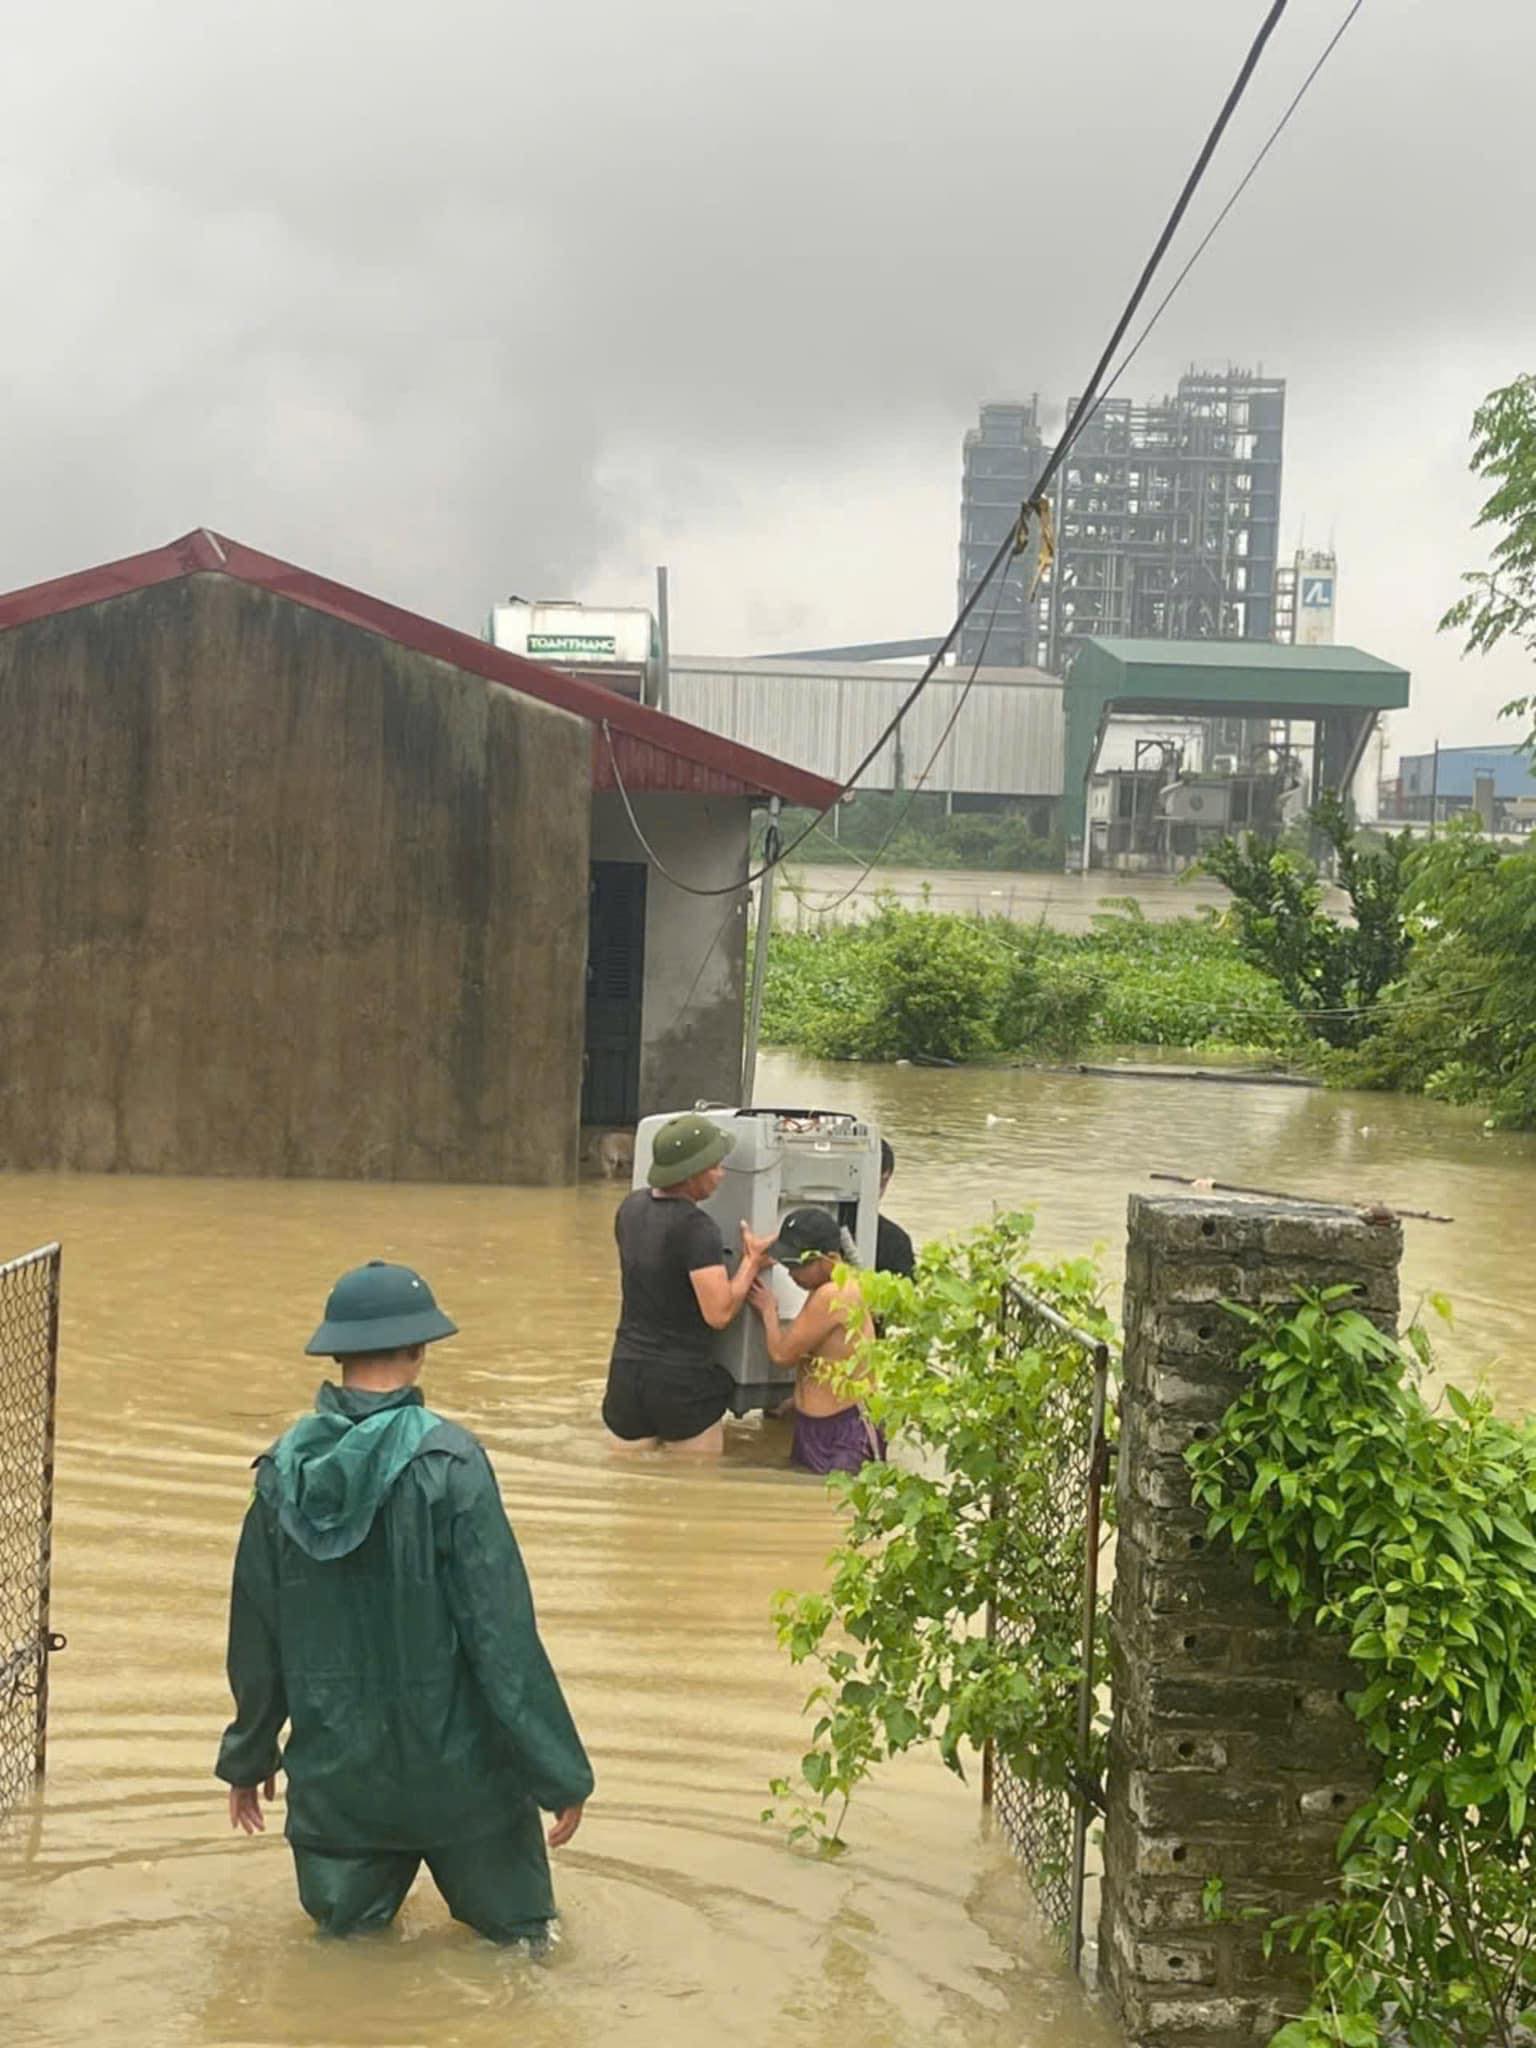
[{"x1": 667, "y1": 660, "x2": 1065, "y2": 796}]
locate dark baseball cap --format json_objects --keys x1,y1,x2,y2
[{"x1": 766, "y1": 1207, "x2": 843, "y2": 1266}]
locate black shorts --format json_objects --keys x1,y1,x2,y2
[{"x1": 602, "y1": 1355, "x2": 732, "y2": 1442}]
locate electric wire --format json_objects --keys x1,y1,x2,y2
[
  {"x1": 793, "y1": 0, "x2": 1366, "y2": 912},
  {"x1": 1028, "y1": 0, "x2": 1289, "y2": 512},
  {"x1": 1077, "y1": 0, "x2": 1366, "y2": 434},
  {"x1": 793, "y1": 571, "x2": 1014, "y2": 916},
  {"x1": 606, "y1": 0, "x2": 1302, "y2": 898}
]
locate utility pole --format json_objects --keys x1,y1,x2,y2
[
  {"x1": 740, "y1": 797, "x2": 782, "y2": 1107},
  {"x1": 1428, "y1": 738, "x2": 1440, "y2": 841}
]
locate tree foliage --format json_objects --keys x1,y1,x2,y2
[
  {"x1": 1335, "y1": 825, "x2": 1536, "y2": 1129},
  {"x1": 1190, "y1": 1293, "x2": 1536, "y2": 2046},
  {"x1": 1440, "y1": 374, "x2": 1536, "y2": 737},
  {"x1": 1200, "y1": 791, "x2": 1416, "y2": 1048},
  {"x1": 767, "y1": 1213, "x2": 1114, "y2": 1853}
]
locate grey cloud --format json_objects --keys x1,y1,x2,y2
[{"x1": 0, "y1": 0, "x2": 1531, "y2": 748}]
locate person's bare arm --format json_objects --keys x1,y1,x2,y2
[
  {"x1": 691, "y1": 1224, "x2": 773, "y2": 1329},
  {"x1": 749, "y1": 1280, "x2": 841, "y2": 1368}
]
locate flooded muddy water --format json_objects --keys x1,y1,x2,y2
[
  {"x1": 777, "y1": 863, "x2": 1349, "y2": 932},
  {"x1": 2, "y1": 1049, "x2": 1532, "y2": 2048}
]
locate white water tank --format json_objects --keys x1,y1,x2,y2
[
  {"x1": 632, "y1": 1106, "x2": 882, "y2": 1413},
  {"x1": 487, "y1": 599, "x2": 659, "y2": 700}
]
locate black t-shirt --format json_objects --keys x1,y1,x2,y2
[
  {"x1": 611, "y1": 1189, "x2": 728, "y2": 1368},
  {"x1": 875, "y1": 1213, "x2": 916, "y2": 1278}
]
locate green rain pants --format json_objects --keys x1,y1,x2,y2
[{"x1": 292, "y1": 1826, "x2": 555, "y2": 1943}]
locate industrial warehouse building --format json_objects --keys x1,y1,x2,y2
[
  {"x1": 665, "y1": 640, "x2": 1408, "y2": 870},
  {"x1": 0, "y1": 531, "x2": 835, "y2": 1184},
  {"x1": 666, "y1": 654, "x2": 1065, "y2": 833}
]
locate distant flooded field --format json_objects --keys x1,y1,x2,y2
[{"x1": 777, "y1": 862, "x2": 1348, "y2": 931}]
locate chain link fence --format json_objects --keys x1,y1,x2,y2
[
  {"x1": 0, "y1": 1243, "x2": 63, "y2": 1821},
  {"x1": 981, "y1": 1281, "x2": 1110, "y2": 1976}
]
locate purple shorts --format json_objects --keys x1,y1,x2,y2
[{"x1": 790, "y1": 1405, "x2": 886, "y2": 1475}]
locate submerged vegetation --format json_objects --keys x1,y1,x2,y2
[
  {"x1": 764, "y1": 793, "x2": 1061, "y2": 873},
  {"x1": 761, "y1": 808, "x2": 1536, "y2": 1127},
  {"x1": 763, "y1": 898, "x2": 1303, "y2": 1067}
]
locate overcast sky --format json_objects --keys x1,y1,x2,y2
[{"x1": 2, "y1": 0, "x2": 1531, "y2": 757}]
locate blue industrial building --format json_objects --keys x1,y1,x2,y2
[{"x1": 1397, "y1": 743, "x2": 1536, "y2": 802}]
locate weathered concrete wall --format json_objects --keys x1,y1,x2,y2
[
  {"x1": 0, "y1": 574, "x2": 590, "y2": 1183},
  {"x1": 589, "y1": 792, "x2": 750, "y2": 1115},
  {"x1": 1102, "y1": 1195, "x2": 1400, "y2": 2047}
]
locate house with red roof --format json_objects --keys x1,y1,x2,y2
[{"x1": 0, "y1": 531, "x2": 837, "y2": 1184}]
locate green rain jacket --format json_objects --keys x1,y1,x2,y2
[{"x1": 215, "y1": 1384, "x2": 594, "y2": 1851}]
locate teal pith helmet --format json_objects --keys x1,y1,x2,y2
[
  {"x1": 305, "y1": 1260, "x2": 459, "y2": 1358},
  {"x1": 647, "y1": 1111, "x2": 735, "y2": 1189}
]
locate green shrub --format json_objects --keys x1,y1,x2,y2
[
  {"x1": 762, "y1": 903, "x2": 1309, "y2": 1064},
  {"x1": 1329, "y1": 828, "x2": 1536, "y2": 1129},
  {"x1": 1191, "y1": 1293, "x2": 1536, "y2": 2045},
  {"x1": 995, "y1": 939, "x2": 1107, "y2": 1056},
  {"x1": 768, "y1": 1213, "x2": 1114, "y2": 1851}
]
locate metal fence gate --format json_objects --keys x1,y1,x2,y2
[
  {"x1": 0, "y1": 1243, "x2": 63, "y2": 1821},
  {"x1": 981, "y1": 1281, "x2": 1110, "y2": 1976}
]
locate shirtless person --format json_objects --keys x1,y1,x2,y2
[{"x1": 748, "y1": 1207, "x2": 881, "y2": 1476}]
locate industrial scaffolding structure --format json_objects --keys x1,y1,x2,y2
[
  {"x1": 1043, "y1": 369, "x2": 1284, "y2": 669},
  {"x1": 955, "y1": 370, "x2": 1285, "y2": 675},
  {"x1": 956, "y1": 399, "x2": 1049, "y2": 672}
]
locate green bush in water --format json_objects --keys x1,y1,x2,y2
[
  {"x1": 1328, "y1": 826, "x2": 1536, "y2": 1130},
  {"x1": 768, "y1": 907, "x2": 1008, "y2": 1062},
  {"x1": 763, "y1": 901, "x2": 1306, "y2": 1064}
]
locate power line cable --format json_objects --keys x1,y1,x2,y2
[
  {"x1": 606, "y1": 0, "x2": 1299, "y2": 897},
  {"x1": 795, "y1": 573, "x2": 1014, "y2": 916},
  {"x1": 1027, "y1": 0, "x2": 1290, "y2": 510},
  {"x1": 1074, "y1": 0, "x2": 1366, "y2": 435},
  {"x1": 817, "y1": 0, "x2": 1366, "y2": 891}
]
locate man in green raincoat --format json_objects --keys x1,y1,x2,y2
[{"x1": 216, "y1": 1260, "x2": 593, "y2": 1947}]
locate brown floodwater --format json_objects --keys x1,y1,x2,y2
[
  {"x1": 2, "y1": 1048, "x2": 1532, "y2": 2048},
  {"x1": 777, "y1": 863, "x2": 1349, "y2": 932}
]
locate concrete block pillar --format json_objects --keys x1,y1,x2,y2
[{"x1": 1100, "y1": 1195, "x2": 1402, "y2": 2047}]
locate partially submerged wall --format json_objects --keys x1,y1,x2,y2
[
  {"x1": 589, "y1": 792, "x2": 750, "y2": 1116},
  {"x1": 1102, "y1": 1195, "x2": 1399, "y2": 2047},
  {"x1": 0, "y1": 574, "x2": 589, "y2": 1182}
]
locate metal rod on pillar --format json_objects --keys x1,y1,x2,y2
[
  {"x1": 655, "y1": 566, "x2": 671, "y2": 715},
  {"x1": 740, "y1": 797, "x2": 781, "y2": 1106}
]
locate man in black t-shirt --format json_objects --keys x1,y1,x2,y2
[
  {"x1": 874, "y1": 1138, "x2": 916, "y2": 1279},
  {"x1": 602, "y1": 1112, "x2": 772, "y2": 1454}
]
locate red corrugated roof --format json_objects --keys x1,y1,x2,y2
[{"x1": 0, "y1": 529, "x2": 842, "y2": 810}]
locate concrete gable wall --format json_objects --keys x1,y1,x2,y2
[{"x1": 0, "y1": 574, "x2": 589, "y2": 1183}]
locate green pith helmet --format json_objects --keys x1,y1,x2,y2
[
  {"x1": 647, "y1": 1112, "x2": 735, "y2": 1190},
  {"x1": 305, "y1": 1260, "x2": 459, "y2": 1357}
]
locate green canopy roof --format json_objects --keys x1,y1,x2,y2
[{"x1": 1062, "y1": 638, "x2": 1411, "y2": 842}]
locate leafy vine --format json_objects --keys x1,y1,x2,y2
[
  {"x1": 1188, "y1": 1291, "x2": 1536, "y2": 2047},
  {"x1": 766, "y1": 1212, "x2": 1115, "y2": 1853}
]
